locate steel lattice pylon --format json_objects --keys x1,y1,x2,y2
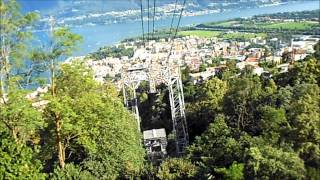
[
  {"x1": 121, "y1": 67, "x2": 147, "y2": 133},
  {"x1": 121, "y1": 62, "x2": 189, "y2": 155},
  {"x1": 167, "y1": 71, "x2": 189, "y2": 155}
]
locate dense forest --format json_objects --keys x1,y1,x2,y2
[{"x1": 0, "y1": 0, "x2": 319, "y2": 179}]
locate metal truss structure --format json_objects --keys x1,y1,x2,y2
[
  {"x1": 166, "y1": 68, "x2": 189, "y2": 155},
  {"x1": 121, "y1": 62, "x2": 189, "y2": 155},
  {"x1": 121, "y1": 67, "x2": 147, "y2": 133}
]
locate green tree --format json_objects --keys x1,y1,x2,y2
[
  {"x1": 223, "y1": 77, "x2": 262, "y2": 133},
  {"x1": 33, "y1": 26, "x2": 82, "y2": 169},
  {"x1": 199, "y1": 64, "x2": 206, "y2": 72},
  {"x1": 287, "y1": 84, "x2": 320, "y2": 169},
  {"x1": 0, "y1": 131, "x2": 46, "y2": 179},
  {"x1": 220, "y1": 59, "x2": 239, "y2": 80},
  {"x1": 50, "y1": 164, "x2": 93, "y2": 180},
  {"x1": 0, "y1": 84, "x2": 43, "y2": 143},
  {"x1": 181, "y1": 66, "x2": 191, "y2": 82},
  {"x1": 260, "y1": 106, "x2": 288, "y2": 144},
  {"x1": 198, "y1": 77, "x2": 228, "y2": 111},
  {"x1": 157, "y1": 158, "x2": 198, "y2": 180},
  {"x1": 42, "y1": 63, "x2": 145, "y2": 176},
  {"x1": 211, "y1": 57, "x2": 222, "y2": 66},
  {"x1": 183, "y1": 81, "x2": 197, "y2": 102},
  {"x1": 241, "y1": 65, "x2": 254, "y2": 77},
  {"x1": 259, "y1": 79, "x2": 278, "y2": 107},
  {"x1": 274, "y1": 85, "x2": 293, "y2": 109},
  {"x1": 245, "y1": 145, "x2": 305, "y2": 179},
  {"x1": 186, "y1": 78, "x2": 227, "y2": 140},
  {"x1": 290, "y1": 58, "x2": 319, "y2": 85},
  {"x1": 276, "y1": 58, "x2": 320, "y2": 86},
  {"x1": 45, "y1": 27, "x2": 83, "y2": 96},
  {"x1": 188, "y1": 115, "x2": 243, "y2": 177},
  {"x1": 194, "y1": 78, "x2": 228, "y2": 134},
  {"x1": 88, "y1": 45, "x2": 134, "y2": 60},
  {"x1": 215, "y1": 162, "x2": 244, "y2": 180},
  {"x1": 0, "y1": 0, "x2": 39, "y2": 99}
]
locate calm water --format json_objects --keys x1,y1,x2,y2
[{"x1": 32, "y1": 1, "x2": 319, "y2": 56}]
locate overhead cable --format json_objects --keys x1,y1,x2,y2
[{"x1": 140, "y1": 0, "x2": 145, "y2": 43}]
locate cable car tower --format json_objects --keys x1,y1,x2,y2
[{"x1": 121, "y1": 0, "x2": 188, "y2": 156}]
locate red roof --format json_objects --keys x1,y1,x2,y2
[{"x1": 245, "y1": 57, "x2": 259, "y2": 62}]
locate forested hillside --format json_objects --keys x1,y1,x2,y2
[
  {"x1": 137, "y1": 42, "x2": 320, "y2": 179},
  {"x1": 0, "y1": 0, "x2": 319, "y2": 179}
]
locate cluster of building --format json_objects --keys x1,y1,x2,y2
[{"x1": 84, "y1": 34, "x2": 319, "y2": 86}]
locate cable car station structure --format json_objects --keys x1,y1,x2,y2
[{"x1": 121, "y1": 0, "x2": 189, "y2": 156}]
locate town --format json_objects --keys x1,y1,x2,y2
[{"x1": 82, "y1": 32, "x2": 319, "y2": 87}]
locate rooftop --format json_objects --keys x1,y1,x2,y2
[{"x1": 143, "y1": 128, "x2": 166, "y2": 140}]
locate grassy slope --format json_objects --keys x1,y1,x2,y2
[
  {"x1": 208, "y1": 20, "x2": 317, "y2": 30},
  {"x1": 178, "y1": 30, "x2": 267, "y2": 40},
  {"x1": 178, "y1": 30, "x2": 221, "y2": 38},
  {"x1": 261, "y1": 22, "x2": 316, "y2": 30}
]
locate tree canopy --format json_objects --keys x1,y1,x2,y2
[{"x1": 0, "y1": 0, "x2": 319, "y2": 179}]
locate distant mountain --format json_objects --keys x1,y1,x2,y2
[
  {"x1": 18, "y1": 0, "x2": 309, "y2": 30},
  {"x1": 19, "y1": 0, "x2": 292, "y2": 13}
]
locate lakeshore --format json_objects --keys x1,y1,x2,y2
[{"x1": 32, "y1": 1, "x2": 320, "y2": 56}]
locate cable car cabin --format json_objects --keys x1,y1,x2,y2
[{"x1": 143, "y1": 128, "x2": 167, "y2": 164}]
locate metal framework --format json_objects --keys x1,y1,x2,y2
[
  {"x1": 121, "y1": 61, "x2": 189, "y2": 155},
  {"x1": 125, "y1": 0, "x2": 188, "y2": 156},
  {"x1": 121, "y1": 66, "x2": 147, "y2": 133},
  {"x1": 166, "y1": 68, "x2": 188, "y2": 155}
]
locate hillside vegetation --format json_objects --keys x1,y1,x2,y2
[{"x1": 0, "y1": 0, "x2": 319, "y2": 179}]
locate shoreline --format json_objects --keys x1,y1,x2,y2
[{"x1": 32, "y1": 1, "x2": 319, "y2": 56}]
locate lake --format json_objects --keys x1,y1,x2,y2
[{"x1": 32, "y1": 1, "x2": 319, "y2": 56}]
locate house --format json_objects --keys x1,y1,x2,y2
[
  {"x1": 246, "y1": 56, "x2": 259, "y2": 62},
  {"x1": 253, "y1": 66, "x2": 264, "y2": 76},
  {"x1": 292, "y1": 49, "x2": 308, "y2": 61},
  {"x1": 189, "y1": 67, "x2": 217, "y2": 84},
  {"x1": 291, "y1": 35, "x2": 320, "y2": 53},
  {"x1": 265, "y1": 56, "x2": 282, "y2": 64}
]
